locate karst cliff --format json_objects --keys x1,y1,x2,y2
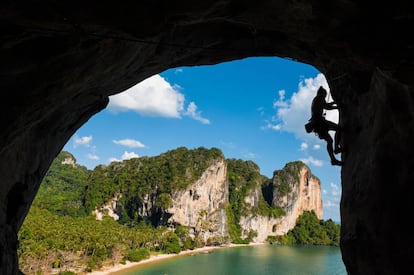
[
  {"x1": 1, "y1": 1, "x2": 413, "y2": 274},
  {"x1": 91, "y1": 149, "x2": 322, "y2": 244},
  {"x1": 241, "y1": 162, "x2": 322, "y2": 242}
]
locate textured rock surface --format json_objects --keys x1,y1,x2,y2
[
  {"x1": 92, "y1": 194, "x2": 122, "y2": 221},
  {"x1": 240, "y1": 163, "x2": 322, "y2": 242},
  {"x1": 0, "y1": 1, "x2": 413, "y2": 274},
  {"x1": 271, "y1": 163, "x2": 322, "y2": 221},
  {"x1": 167, "y1": 159, "x2": 228, "y2": 242}
]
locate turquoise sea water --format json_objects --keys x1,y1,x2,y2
[{"x1": 121, "y1": 245, "x2": 347, "y2": 275}]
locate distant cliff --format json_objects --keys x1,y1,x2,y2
[
  {"x1": 240, "y1": 161, "x2": 322, "y2": 242},
  {"x1": 89, "y1": 148, "x2": 322, "y2": 243}
]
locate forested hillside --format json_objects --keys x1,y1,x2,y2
[
  {"x1": 32, "y1": 151, "x2": 89, "y2": 216},
  {"x1": 18, "y1": 148, "x2": 339, "y2": 274}
]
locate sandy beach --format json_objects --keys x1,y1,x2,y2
[{"x1": 88, "y1": 243, "x2": 264, "y2": 275}]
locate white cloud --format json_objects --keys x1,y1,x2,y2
[
  {"x1": 300, "y1": 156, "x2": 323, "y2": 167},
  {"x1": 108, "y1": 74, "x2": 210, "y2": 124},
  {"x1": 313, "y1": 144, "x2": 321, "y2": 150},
  {"x1": 261, "y1": 121, "x2": 281, "y2": 131},
  {"x1": 73, "y1": 135, "x2": 92, "y2": 148},
  {"x1": 184, "y1": 102, "x2": 211, "y2": 125},
  {"x1": 108, "y1": 74, "x2": 185, "y2": 118},
  {"x1": 109, "y1": 151, "x2": 139, "y2": 163},
  {"x1": 264, "y1": 73, "x2": 339, "y2": 140},
  {"x1": 273, "y1": 90, "x2": 288, "y2": 108},
  {"x1": 87, "y1": 153, "x2": 99, "y2": 160},
  {"x1": 300, "y1": 142, "x2": 308, "y2": 151},
  {"x1": 113, "y1": 138, "x2": 146, "y2": 148},
  {"x1": 121, "y1": 151, "x2": 139, "y2": 160}
]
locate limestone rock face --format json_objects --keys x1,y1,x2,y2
[
  {"x1": 167, "y1": 159, "x2": 228, "y2": 242},
  {"x1": 240, "y1": 163, "x2": 322, "y2": 242},
  {"x1": 61, "y1": 157, "x2": 76, "y2": 167},
  {"x1": 92, "y1": 194, "x2": 122, "y2": 221},
  {"x1": 272, "y1": 163, "x2": 323, "y2": 222},
  {"x1": 1, "y1": 1, "x2": 413, "y2": 274}
]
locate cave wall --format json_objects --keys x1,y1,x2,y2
[
  {"x1": 1, "y1": 1, "x2": 413, "y2": 274},
  {"x1": 338, "y1": 69, "x2": 414, "y2": 274}
]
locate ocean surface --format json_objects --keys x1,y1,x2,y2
[{"x1": 120, "y1": 245, "x2": 346, "y2": 275}]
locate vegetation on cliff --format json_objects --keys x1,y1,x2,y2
[
  {"x1": 32, "y1": 151, "x2": 89, "y2": 217},
  {"x1": 226, "y1": 159, "x2": 284, "y2": 243},
  {"x1": 84, "y1": 146, "x2": 223, "y2": 225},
  {"x1": 18, "y1": 148, "x2": 339, "y2": 273}
]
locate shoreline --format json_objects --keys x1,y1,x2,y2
[{"x1": 87, "y1": 242, "x2": 265, "y2": 275}]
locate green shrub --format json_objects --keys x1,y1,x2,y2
[
  {"x1": 268, "y1": 211, "x2": 340, "y2": 246},
  {"x1": 164, "y1": 234, "x2": 181, "y2": 254},
  {"x1": 183, "y1": 239, "x2": 196, "y2": 250},
  {"x1": 127, "y1": 248, "x2": 150, "y2": 262}
]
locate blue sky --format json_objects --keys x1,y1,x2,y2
[{"x1": 64, "y1": 57, "x2": 342, "y2": 222}]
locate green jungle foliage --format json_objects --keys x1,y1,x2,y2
[
  {"x1": 32, "y1": 151, "x2": 89, "y2": 217},
  {"x1": 273, "y1": 161, "x2": 303, "y2": 197},
  {"x1": 84, "y1": 146, "x2": 223, "y2": 224},
  {"x1": 18, "y1": 206, "x2": 181, "y2": 274},
  {"x1": 266, "y1": 211, "x2": 340, "y2": 246}
]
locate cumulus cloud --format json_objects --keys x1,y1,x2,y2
[
  {"x1": 73, "y1": 135, "x2": 92, "y2": 148},
  {"x1": 313, "y1": 144, "x2": 321, "y2": 150},
  {"x1": 273, "y1": 90, "x2": 288, "y2": 108},
  {"x1": 121, "y1": 151, "x2": 139, "y2": 160},
  {"x1": 300, "y1": 142, "x2": 308, "y2": 151},
  {"x1": 264, "y1": 73, "x2": 338, "y2": 140},
  {"x1": 300, "y1": 156, "x2": 323, "y2": 167},
  {"x1": 109, "y1": 151, "x2": 139, "y2": 162},
  {"x1": 108, "y1": 74, "x2": 185, "y2": 118},
  {"x1": 87, "y1": 153, "x2": 99, "y2": 160},
  {"x1": 261, "y1": 122, "x2": 281, "y2": 131},
  {"x1": 107, "y1": 74, "x2": 210, "y2": 124},
  {"x1": 184, "y1": 102, "x2": 211, "y2": 124},
  {"x1": 113, "y1": 138, "x2": 146, "y2": 148}
]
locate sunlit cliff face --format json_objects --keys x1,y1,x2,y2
[{"x1": 0, "y1": 1, "x2": 413, "y2": 274}]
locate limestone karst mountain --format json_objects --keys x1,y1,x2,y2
[{"x1": 87, "y1": 147, "x2": 322, "y2": 243}]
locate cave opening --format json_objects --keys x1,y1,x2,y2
[{"x1": 1, "y1": 2, "x2": 412, "y2": 273}]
